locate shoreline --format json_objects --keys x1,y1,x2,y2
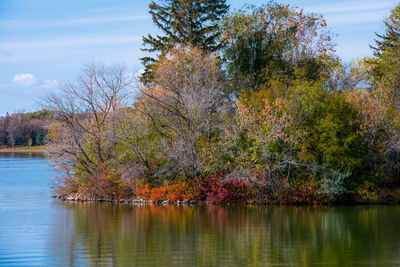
[
  {"x1": 53, "y1": 194, "x2": 398, "y2": 206},
  {"x1": 0, "y1": 146, "x2": 45, "y2": 153}
]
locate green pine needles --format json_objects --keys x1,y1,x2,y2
[{"x1": 140, "y1": 0, "x2": 229, "y2": 84}]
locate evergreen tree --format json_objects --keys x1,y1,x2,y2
[
  {"x1": 140, "y1": 0, "x2": 229, "y2": 83},
  {"x1": 369, "y1": 4, "x2": 400, "y2": 105},
  {"x1": 371, "y1": 4, "x2": 400, "y2": 56}
]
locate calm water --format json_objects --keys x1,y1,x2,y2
[{"x1": 0, "y1": 153, "x2": 400, "y2": 266}]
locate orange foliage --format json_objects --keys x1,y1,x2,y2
[{"x1": 136, "y1": 181, "x2": 196, "y2": 201}]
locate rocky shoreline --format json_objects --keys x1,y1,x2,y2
[
  {"x1": 53, "y1": 194, "x2": 201, "y2": 205},
  {"x1": 52, "y1": 194, "x2": 399, "y2": 206}
]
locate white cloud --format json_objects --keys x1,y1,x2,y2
[
  {"x1": 12, "y1": 73, "x2": 37, "y2": 85},
  {"x1": 43, "y1": 79, "x2": 58, "y2": 88}
]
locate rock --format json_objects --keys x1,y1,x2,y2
[
  {"x1": 181, "y1": 199, "x2": 189, "y2": 205},
  {"x1": 189, "y1": 200, "x2": 197, "y2": 205}
]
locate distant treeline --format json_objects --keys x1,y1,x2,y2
[{"x1": 0, "y1": 110, "x2": 52, "y2": 147}]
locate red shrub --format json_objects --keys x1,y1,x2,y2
[
  {"x1": 77, "y1": 170, "x2": 135, "y2": 200},
  {"x1": 196, "y1": 176, "x2": 256, "y2": 204},
  {"x1": 283, "y1": 179, "x2": 327, "y2": 205}
]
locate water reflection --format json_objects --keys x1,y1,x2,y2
[
  {"x1": 54, "y1": 204, "x2": 400, "y2": 267},
  {"x1": 1, "y1": 153, "x2": 399, "y2": 266},
  {"x1": 0, "y1": 152, "x2": 45, "y2": 159}
]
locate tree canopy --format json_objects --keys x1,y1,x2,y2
[{"x1": 140, "y1": 0, "x2": 229, "y2": 84}]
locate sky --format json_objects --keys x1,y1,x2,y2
[{"x1": 0, "y1": 0, "x2": 397, "y2": 114}]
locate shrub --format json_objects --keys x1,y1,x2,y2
[
  {"x1": 320, "y1": 171, "x2": 350, "y2": 202},
  {"x1": 80, "y1": 170, "x2": 134, "y2": 200},
  {"x1": 355, "y1": 181, "x2": 378, "y2": 201},
  {"x1": 284, "y1": 179, "x2": 326, "y2": 205},
  {"x1": 381, "y1": 188, "x2": 400, "y2": 203},
  {"x1": 136, "y1": 181, "x2": 195, "y2": 201},
  {"x1": 196, "y1": 176, "x2": 256, "y2": 204},
  {"x1": 54, "y1": 176, "x2": 80, "y2": 196}
]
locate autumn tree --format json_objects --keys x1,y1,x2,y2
[
  {"x1": 220, "y1": 3, "x2": 335, "y2": 95},
  {"x1": 135, "y1": 47, "x2": 232, "y2": 178},
  {"x1": 140, "y1": 0, "x2": 229, "y2": 83},
  {"x1": 346, "y1": 89, "x2": 400, "y2": 183},
  {"x1": 0, "y1": 112, "x2": 50, "y2": 147},
  {"x1": 42, "y1": 63, "x2": 132, "y2": 179}
]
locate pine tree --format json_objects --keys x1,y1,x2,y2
[
  {"x1": 140, "y1": 0, "x2": 229, "y2": 83},
  {"x1": 369, "y1": 4, "x2": 400, "y2": 106},
  {"x1": 371, "y1": 4, "x2": 400, "y2": 56}
]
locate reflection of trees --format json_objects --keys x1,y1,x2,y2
[{"x1": 56, "y1": 204, "x2": 400, "y2": 266}]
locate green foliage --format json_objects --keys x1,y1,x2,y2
[
  {"x1": 141, "y1": 0, "x2": 229, "y2": 83},
  {"x1": 355, "y1": 181, "x2": 378, "y2": 201},
  {"x1": 221, "y1": 3, "x2": 334, "y2": 93},
  {"x1": 368, "y1": 4, "x2": 400, "y2": 101},
  {"x1": 296, "y1": 89, "x2": 362, "y2": 171},
  {"x1": 371, "y1": 4, "x2": 400, "y2": 56}
]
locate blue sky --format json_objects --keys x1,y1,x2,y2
[{"x1": 0, "y1": 0, "x2": 397, "y2": 114}]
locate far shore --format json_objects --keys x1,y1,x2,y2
[{"x1": 0, "y1": 146, "x2": 45, "y2": 153}]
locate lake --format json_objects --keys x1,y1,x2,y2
[{"x1": 0, "y1": 153, "x2": 400, "y2": 266}]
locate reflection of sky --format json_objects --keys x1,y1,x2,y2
[
  {"x1": 0, "y1": 0, "x2": 396, "y2": 114},
  {"x1": 0, "y1": 154, "x2": 58, "y2": 265},
  {"x1": 0, "y1": 154, "x2": 400, "y2": 266}
]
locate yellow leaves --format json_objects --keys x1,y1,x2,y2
[{"x1": 355, "y1": 181, "x2": 378, "y2": 201}]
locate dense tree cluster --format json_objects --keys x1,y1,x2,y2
[
  {"x1": 46, "y1": 1, "x2": 400, "y2": 204},
  {"x1": 0, "y1": 110, "x2": 51, "y2": 147}
]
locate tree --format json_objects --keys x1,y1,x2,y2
[
  {"x1": 135, "y1": 47, "x2": 231, "y2": 177},
  {"x1": 140, "y1": 0, "x2": 229, "y2": 83},
  {"x1": 0, "y1": 112, "x2": 50, "y2": 147},
  {"x1": 368, "y1": 4, "x2": 400, "y2": 105},
  {"x1": 220, "y1": 3, "x2": 334, "y2": 94},
  {"x1": 325, "y1": 59, "x2": 370, "y2": 92},
  {"x1": 0, "y1": 113, "x2": 10, "y2": 146},
  {"x1": 371, "y1": 4, "x2": 400, "y2": 56},
  {"x1": 346, "y1": 89, "x2": 400, "y2": 183},
  {"x1": 42, "y1": 63, "x2": 132, "y2": 178}
]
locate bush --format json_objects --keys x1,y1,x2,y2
[
  {"x1": 136, "y1": 181, "x2": 196, "y2": 201},
  {"x1": 355, "y1": 181, "x2": 378, "y2": 201},
  {"x1": 320, "y1": 171, "x2": 350, "y2": 202},
  {"x1": 196, "y1": 176, "x2": 256, "y2": 204},
  {"x1": 79, "y1": 170, "x2": 134, "y2": 200},
  {"x1": 54, "y1": 176, "x2": 80, "y2": 196},
  {"x1": 284, "y1": 179, "x2": 326, "y2": 205}
]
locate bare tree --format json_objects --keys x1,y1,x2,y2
[
  {"x1": 326, "y1": 60, "x2": 371, "y2": 92},
  {"x1": 134, "y1": 47, "x2": 232, "y2": 177},
  {"x1": 41, "y1": 63, "x2": 133, "y2": 176}
]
